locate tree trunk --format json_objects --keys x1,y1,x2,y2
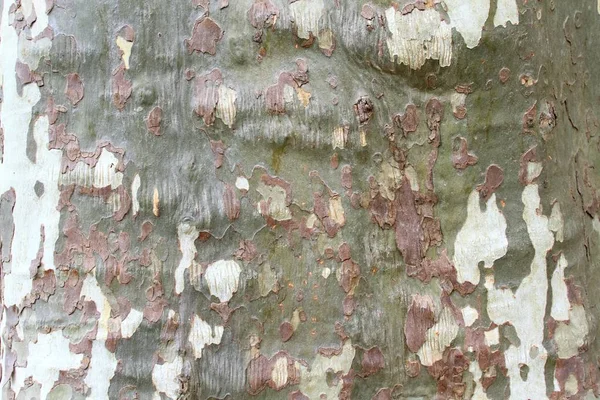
[{"x1": 0, "y1": 0, "x2": 599, "y2": 398}]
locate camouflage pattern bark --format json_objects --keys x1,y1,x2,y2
[{"x1": 0, "y1": 0, "x2": 599, "y2": 399}]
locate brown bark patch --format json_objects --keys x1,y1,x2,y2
[
  {"x1": 193, "y1": 69, "x2": 223, "y2": 125},
  {"x1": 185, "y1": 17, "x2": 224, "y2": 55},
  {"x1": 452, "y1": 137, "x2": 478, "y2": 170},
  {"x1": 499, "y1": 67, "x2": 511, "y2": 83},
  {"x1": 404, "y1": 295, "x2": 435, "y2": 353},
  {"x1": 146, "y1": 106, "x2": 163, "y2": 136},
  {"x1": 361, "y1": 347, "x2": 385, "y2": 377},
  {"x1": 394, "y1": 178, "x2": 422, "y2": 267},
  {"x1": 477, "y1": 164, "x2": 504, "y2": 201},
  {"x1": 65, "y1": 73, "x2": 84, "y2": 106},
  {"x1": 279, "y1": 321, "x2": 294, "y2": 342},
  {"x1": 112, "y1": 65, "x2": 132, "y2": 110},
  {"x1": 354, "y1": 96, "x2": 374, "y2": 124}
]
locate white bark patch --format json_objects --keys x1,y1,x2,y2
[
  {"x1": 550, "y1": 254, "x2": 570, "y2": 322},
  {"x1": 443, "y1": 0, "x2": 490, "y2": 48},
  {"x1": 152, "y1": 355, "x2": 184, "y2": 399},
  {"x1": 565, "y1": 374, "x2": 579, "y2": 396},
  {"x1": 385, "y1": 8, "x2": 453, "y2": 70},
  {"x1": 116, "y1": 36, "x2": 134, "y2": 69},
  {"x1": 299, "y1": 341, "x2": 355, "y2": 399},
  {"x1": 235, "y1": 176, "x2": 249, "y2": 191},
  {"x1": 548, "y1": 202, "x2": 564, "y2": 242},
  {"x1": 0, "y1": 0, "x2": 61, "y2": 308},
  {"x1": 257, "y1": 182, "x2": 292, "y2": 221},
  {"x1": 205, "y1": 259, "x2": 242, "y2": 302},
  {"x1": 121, "y1": 308, "x2": 144, "y2": 338},
  {"x1": 131, "y1": 173, "x2": 141, "y2": 217},
  {"x1": 462, "y1": 305, "x2": 479, "y2": 327},
  {"x1": 289, "y1": 0, "x2": 324, "y2": 40},
  {"x1": 59, "y1": 149, "x2": 124, "y2": 190},
  {"x1": 493, "y1": 0, "x2": 519, "y2": 27},
  {"x1": 215, "y1": 85, "x2": 236, "y2": 128},
  {"x1": 453, "y1": 191, "x2": 508, "y2": 284},
  {"x1": 484, "y1": 327, "x2": 499, "y2": 347},
  {"x1": 175, "y1": 222, "x2": 200, "y2": 294},
  {"x1": 31, "y1": 0, "x2": 49, "y2": 37},
  {"x1": 554, "y1": 305, "x2": 589, "y2": 359},
  {"x1": 526, "y1": 161, "x2": 543, "y2": 183},
  {"x1": 485, "y1": 184, "x2": 554, "y2": 400},
  {"x1": 417, "y1": 307, "x2": 459, "y2": 366},
  {"x1": 80, "y1": 274, "x2": 121, "y2": 399},
  {"x1": 469, "y1": 359, "x2": 490, "y2": 399},
  {"x1": 271, "y1": 356, "x2": 289, "y2": 390},
  {"x1": 188, "y1": 314, "x2": 224, "y2": 359},
  {"x1": 12, "y1": 330, "x2": 84, "y2": 399},
  {"x1": 594, "y1": 215, "x2": 600, "y2": 236},
  {"x1": 85, "y1": 340, "x2": 118, "y2": 400}
]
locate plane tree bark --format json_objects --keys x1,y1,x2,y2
[{"x1": 1, "y1": 0, "x2": 599, "y2": 399}]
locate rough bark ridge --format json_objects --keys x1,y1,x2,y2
[{"x1": 0, "y1": 0, "x2": 599, "y2": 399}]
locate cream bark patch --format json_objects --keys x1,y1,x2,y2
[
  {"x1": 0, "y1": 0, "x2": 61, "y2": 309},
  {"x1": 385, "y1": 7, "x2": 452, "y2": 70},
  {"x1": 175, "y1": 222, "x2": 200, "y2": 294},
  {"x1": 152, "y1": 355, "x2": 184, "y2": 399},
  {"x1": 485, "y1": 184, "x2": 554, "y2": 399},
  {"x1": 299, "y1": 341, "x2": 355, "y2": 399},
  {"x1": 443, "y1": 0, "x2": 490, "y2": 48},
  {"x1": 417, "y1": 307, "x2": 459, "y2": 366},
  {"x1": 453, "y1": 191, "x2": 508, "y2": 285},
  {"x1": 289, "y1": 0, "x2": 325, "y2": 40},
  {"x1": 204, "y1": 259, "x2": 242, "y2": 302},
  {"x1": 12, "y1": 330, "x2": 84, "y2": 399},
  {"x1": 189, "y1": 314, "x2": 224, "y2": 358},
  {"x1": 494, "y1": 0, "x2": 519, "y2": 27}
]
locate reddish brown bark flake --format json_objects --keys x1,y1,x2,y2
[
  {"x1": 185, "y1": 17, "x2": 224, "y2": 55},
  {"x1": 394, "y1": 104, "x2": 419, "y2": 136},
  {"x1": 499, "y1": 67, "x2": 511, "y2": 83},
  {"x1": 518, "y1": 147, "x2": 538, "y2": 185},
  {"x1": 193, "y1": 69, "x2": 223, "y2": 125},
  {"x1": 394, "y1": 178, "x2": 423, "y2": 267},
  {"x1": 279, "y1": 321, "x2": 294, "y2": 342},
  {"x1": 146, "y1": 106, "x2": 163, "y2": 136},
  {"x1": 112, "y1": 65, "x2": 132, "y2": 111},
  {"x1": 65, "y1": 73, "x2": 84, "y2": 106},
  {"x1": 248, "y1": 0, "x2": 279, "y2": 30},
  {"x1": 428, "y1": 348, "x2": 469, "y2": 399},
  {"x1": 404, "y1": 295, "x2": 435, "y2": 353},
  {"x1": 361, "y1": 347, "x2": 385, "y2": 377},
  {"x1": 247, "y1": 353, "x2": 300, "y2": 395},
  {"x1": 210, "y1": 140, "x2": 226, "y2": 168},
  {"x1": 477, "y1": 164, "x2": 504, "y2": 201},
  {"x1": 452, "y1": 137, "x2": 478, "y2": 170},
  {"x1": 223, "y1": 183, "x2": 240, "y2": 221},
  {"x1": 354, "y1": 96, "x2": 374, "y2": 124}
]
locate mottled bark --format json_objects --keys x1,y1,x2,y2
[{"x1": 1, "y1": 0, "x2": 599, "y2": 399}]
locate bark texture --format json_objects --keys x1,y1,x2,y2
[{"x1": 0, "y1": 0, "x2": 599, "y2": 399}]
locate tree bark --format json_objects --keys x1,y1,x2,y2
[{"x1": 0, "y1": 0, "x2": 599, "y2": 399}]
